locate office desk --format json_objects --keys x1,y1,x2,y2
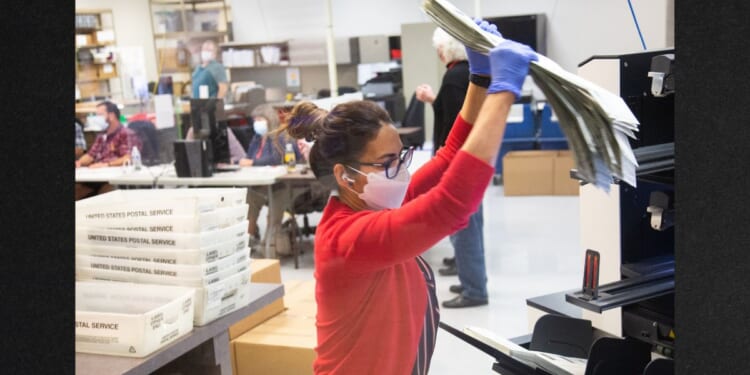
[
  {"x1": 153, "y1": 166, "x2": 285, "y2": 187},
  {"x1": 76, "y1": 166, "x2": 128, "y2": 183},
  {"x1": 76, "y1": 165, "x2": 171, "y2": 184},
  {"x1": 76, "y1": 283, "x2": 283, "y2": 375},
  {"x1": 108, "y1": 165, "x2": 288, "y2": 259}
]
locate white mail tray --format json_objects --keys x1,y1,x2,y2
[
  {"x1": 75, "y1": 281, "x2": 195, "y2": 358},
  {"x1": 76, "y1": 234, "x2": 249, "y2": 265},
  {"x1": 76, "y1": 188, "x2": 247, "y2": 221},
  {"x1": 193, "y1": 269, "x2": 253, "y2": 325},
  {"x1": 80, "y1": 204, "x2": 249, "y2": 233},
  {"x1": 76, "y1": 250, "x2": 248, "y2": 279},
  {"x1": 76, "y1": 220, "x2": 248, "y2": 249},
  {"x1": 76, "y1": 258, "x2": 250, "y2": 288}
]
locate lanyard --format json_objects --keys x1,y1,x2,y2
[{"x1": 255, "y1": 137, "x2": 266, "y2": 160}]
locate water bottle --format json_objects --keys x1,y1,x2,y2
[
  {"x1": 131, "y1": 146, "x2": 142, "y2": 171},
  {"x1": 284, "y1": 143, "x2": 296, "y2": 172}
]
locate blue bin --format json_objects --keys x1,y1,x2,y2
[
  {"x1": 505, "y1": 104, "x2": 537, "y2": 139},
  {"x1": 495, "y1": 104, "x2": 539, "y2": 174},
  {"x1": 538, "y1": 104, "x2": 568, "y2": 150}
]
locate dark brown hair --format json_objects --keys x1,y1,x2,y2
[{"x1": 287, "y1": 100, "x2": 392, "y2": 187}]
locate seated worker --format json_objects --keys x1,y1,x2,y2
[
  {"x1": 75, "y1": 101, "x2": 142, "y2": 200},
  {"x1": 284, "y1": 19, "x2": 537, "y2": 374},
  {"x1": 75, "y1": 119, "x2": 86, "y2": 159},
  {"x1": 192, "y1": 40, "x2": 228, "y2": 99},
  {"x1": 239, "y1": 104, "x2": 303, "y2": 256}
]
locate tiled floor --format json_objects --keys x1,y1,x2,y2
[{"x1": 266, "y1": 182, "x2": 582, "y2": 374}]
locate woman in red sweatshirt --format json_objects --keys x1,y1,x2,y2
[{"x1": 286, "y1": 20, "x2": 538, "y2": 375}]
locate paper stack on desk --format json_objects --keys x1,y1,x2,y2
[
  {"x1": 421, "y1": 0, "x2": 640, "y2": 191},
  {"x1": 75, "y1": 188, "x2": 253, "y2": 326}
]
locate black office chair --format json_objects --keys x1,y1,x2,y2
[
  {"x1": 127, "y1": 120, "x2": 160, "y2": 165},
  {"x1": 399, "y1": 92, "x2": 425, "y2": 149},
  {"x1": 230, "y1": 124, "x2": 254, "y2": 151},
  {"x1": 281, "y1": 181, "x2": 331, "y2": 268}
]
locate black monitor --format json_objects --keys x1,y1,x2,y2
[
  {"x1": 189, "y1": 98, "x2": 230, "y2": 166},
  {"x1": 486, "y1": 14, "x2": 547, "y2": 55}
]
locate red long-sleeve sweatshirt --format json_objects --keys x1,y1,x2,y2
[{"x1": 312, "y1": 115, "x2": 494, "y2": 374}]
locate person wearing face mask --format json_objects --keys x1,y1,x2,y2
[
  {"x1": 191, "y1": 39, "x2": 228, "y2": 99},
  {"x1": 238, "y1": 104, "x2": 304, "y2": 256},
  {"x1": 184, "y1": 123, "x2": 246, "y2": 164},
  {"x1": 75, "y1": 101, "x2": 142, "y2": 200},
  {"x1": 416, "y1": 26, "x2": 489, "y2": 309},
  {"x1": 285, "y1": 19, "x2": 538, "y2": 375}
]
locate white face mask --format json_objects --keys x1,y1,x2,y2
[
  {"x1": 253, "y1": 120, "x2": 268, "y2": 136},
  {"x1": 88, "y1": 115, "x2": 107, "y2": 130},
  {"x1": 201, "y1": 50, "x2": 214, "y2": 63},
  {"x1": 345, "y1": 166, "x2": 411, "y2": 210}
]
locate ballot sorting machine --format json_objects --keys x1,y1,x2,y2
[{"x1": 443, "y1": 49, "x2": 677, "y2": 375}]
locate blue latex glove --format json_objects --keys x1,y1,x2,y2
[
  {"x1": 465, "y1": 18, "x2": 501, "y2": 76},
  {"x1": 487, "y1": 40, "x2": 539, "y2": 99}
]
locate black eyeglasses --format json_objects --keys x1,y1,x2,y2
[{"x1": 355, "y1": 146, "x2": 415, "y2": 179}]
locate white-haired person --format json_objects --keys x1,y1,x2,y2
[{"x1": 415, "y1": 25, "x2": 493, "y2": 308}]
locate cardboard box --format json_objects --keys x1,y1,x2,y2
[
  {"x1": 553, "y1": 151, "x2": 580, "y2": 195},
  {"x1": 159, "y1": 47, "x2": 190, "y2": 71},
  {"x1": 503, "y1": 151, "x2": 556, "y2": 196},
  {"x1": 250, "y1": 259, "x2": 282, "y2": 284},
  {"x1": 284, "y1": 279, "x2": 316, "y2": 307},
  {"x1": 228, "y1": 259, "x2": 284, "y2": 340},
  {"x1": 94, "y1": 29, "x2": 115, "y2": 45},
  {"x1": 229, "y1": 298, "x2": 285, "y2": 340},
  {"x1": 76, "y1": 34, "x2": 93, "y2": 47},
  {"x1": 232, "y1": 313, "x2": 317, "y2": 375},
  {"x1": 97, "y1": 63, "x2": 118, "y2": 79},
  {"x1": 77, "y1": 65, "x2": 99, "y2": 81}
]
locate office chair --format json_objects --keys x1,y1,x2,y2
[
  {"x1": 281, "y1": 181, "x2": 331, "y2": 268},
  {"x1": 127, "y1": 120, "x2": 160, "y2": 165},
  {"x1": 230, "y1": 125, "x2": 254, "y2": 151},
  {"x1": 399, "y1": 92, "x2": 425, "y2": 149}
]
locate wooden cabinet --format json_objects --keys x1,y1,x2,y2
[{"x1": 75, "y1": 10, "x2": 120, "y2": 100}]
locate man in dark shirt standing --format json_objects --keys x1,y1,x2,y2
[{"x1": 416, "y1": 27, "x2": 489, "y2": 308}]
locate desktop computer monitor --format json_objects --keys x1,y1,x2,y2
[{"x1": 188, "y1": 98, "x2": 230, "y2": 165}]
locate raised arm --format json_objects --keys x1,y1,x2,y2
[
  {"x1": 405, "y1": 20, "x2": 497, "y2": 200},
  {"x1": 332, "y1": 39, "x2": 539, "y2": 272}
]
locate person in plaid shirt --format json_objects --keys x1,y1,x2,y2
[
  {"x1": 75, "y1": 101, "x2": 142, "y2": 200},
  {"x1": 75, "y1": 121, "x2": 86, "y2": 159}
]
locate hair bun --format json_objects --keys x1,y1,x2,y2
[{"x1": 287, "y1": 101, "x2": 327, "y2": 141}]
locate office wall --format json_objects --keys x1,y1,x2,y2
[
  {"x1": 76, "y1": 0, "x2": 159, "y2": 87},
  {"x1": 231, "y1": 0, "x2": 673, "y2": 72},
  {"x1": 228, "y1": 64, "x2": 358, "y2": 95},
  {"x1": 401, "y1": 22, "x2": 443, "y2": 147},
  {"x1": 77, "y1": 0, "x2": 672, "y2": 99}
]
